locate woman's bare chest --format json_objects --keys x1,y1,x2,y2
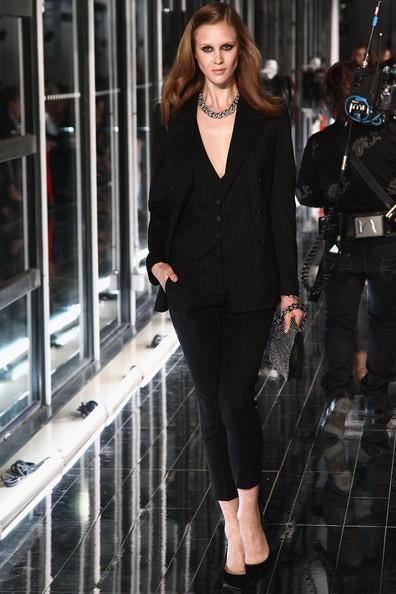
[{"x1": 197, "y1": 111, "x2": 236, "y2": 178}]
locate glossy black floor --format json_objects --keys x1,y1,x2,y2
[{"x1": 1, "y1": 266, "x2": 396, "y2": 593}]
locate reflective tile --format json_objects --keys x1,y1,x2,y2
[
  {"x1": 172, "y1": 429, "x2": 206, "y2": 471},
  {"x1": 1, "y1": 265, "x2": 395, "y2": 594},
  {"x1": 382, "y1": 528, "x2": 396, "y2": 594},
  {"x1": 333, "y1": 526, "x2": 385, "y2": 594},
  {"x1": 344, "y1": 497, "x2": 388, "y2": 527},
  {"x1": 268, "y1": 524, "x2": 341, "y2": 594},
  {"x1": 97, "y1": 490, "x2": 221, "y2": 594},
  {"x1": 282, "y1": 428, "x2": 319, "y2": 473},
  {"x1": 144, "y1": 469, "x2": 211, "y2": 510},
  {"x1": 385, "y1": 481, "x2": 396, "y2": 526},
  {"x1": 289, "y1": 471, "x2": 351, "y2": 527},
  {"x1": 263, "y1": 473, "x2": 303, "y2": 525}
]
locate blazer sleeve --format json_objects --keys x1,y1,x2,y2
[
  {"x1": 146, "y1": 104, "x2": 169, "y2": 286},
  {"x1": 270, "y1": 111, "x2": 299, "y2": 296},
  {"x1": 296, "y1": 135, "x2": 325, "y2": 207}
]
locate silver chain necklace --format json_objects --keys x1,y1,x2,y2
[{"x1": 198, "y1": 91, "x2": 240, "y2": 119}]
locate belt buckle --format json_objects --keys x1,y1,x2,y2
[{"x1": 354, "y1": 214, "x2": 384, "y2": 238}]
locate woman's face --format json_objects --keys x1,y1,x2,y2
[{"x1": 194, "y1": 22, "x2": 239, "y2": 88}]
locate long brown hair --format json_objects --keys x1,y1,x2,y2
[{"x1": 160, "y1": 2, "x2": 283, "y2": 125}]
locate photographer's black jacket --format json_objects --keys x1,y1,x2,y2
[
  {"x1": 146, "y1": 94, "x2": 298, "y2": 313},
  {"x1": 297, "y1": 119, "x2": 396, "y2": 212}
]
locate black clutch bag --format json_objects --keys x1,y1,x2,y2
[{"x1": 269, "y1": 308, "x2": 305, "y2": 381}]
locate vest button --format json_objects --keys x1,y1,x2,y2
[
  {"x1": 255, "y1": 209, "x2": 261, "y2": 215},
  {"x1": 216, "y1": 200, "x2": 221, "y2": 207},
  {"x1": 216, "y1": 216, "x2": 222, "y2": 222}
]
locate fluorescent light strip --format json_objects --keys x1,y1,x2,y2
[
  {"x1": 0, "y1": 338, "x2": 29, "y2": 370},
  {"x1": 0, "y1": 289, "x2": 118, "y2": 371},
  {"x1": 0, "y1": 305, "x2": 81, "y2": 371},
  {"x1": 52, "y1": 326, "x2": 80, "y2": 347},
  {"x1": 48, "y1": 305, "x2": 80, "y2": 335},
  {"x1": 12, "y1": 360, "x2": 29, "y2": 381},
  {"x1": 97, "y1": 275, "x2": 111, "y2": 293}
]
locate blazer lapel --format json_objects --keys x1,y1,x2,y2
[
  {"x1": 166, "y1": 93, "x2": 264, "y2": 208},
  {"x1": 221, "y1": 95, "x2": 264, "y2": 199}
]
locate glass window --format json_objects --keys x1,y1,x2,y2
[
  {"x1": 0, "y1": 15, "x2": 35, "y2": 432},
  {"x1": 0, "y1": 296, "x2": 30, "y2": 432},
  {"x1": 0, "y1": 17, "x2": 27, "y2": 283},
  {"x1": 0, "y1": 157, "x2": 27, "y2": 282},
  {"x1": 94, "y1": 0, "x2": 121, "y2": 337},
  {"x1": 0, "y1": 17, "x2": 24, "y2": 137},
  {"x1": 44, "y1": 0, "x2": 87, "y2": 382},
  {"x1": 136, "y1": 0, "x2": 150, "y2": 253},
  {"x1": 135, "y1": 1, "x2": 162, "y2": 306}
]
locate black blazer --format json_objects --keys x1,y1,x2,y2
[{"x1": 147, "y1": 94, "x2": 298, "y2": 312}]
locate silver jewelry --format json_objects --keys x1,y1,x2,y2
[{"x1": 198, "y1": 91, "x2": 239, "y2": 119}]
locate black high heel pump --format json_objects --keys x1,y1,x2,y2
[
  {"x1": 220, "y1": 548, "x2": 247, "y2": 592},
  {"x1": 221, "y1": 568, "x2": 247, "y2": 591},
  {"x1": 245, "y1": 549, "x2": 273, "y2": 583}
]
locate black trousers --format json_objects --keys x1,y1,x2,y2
[
  {"x1": 322, "y1": 236, "x2": 396, "y2": 410},
  {"x1": 166, "y1": 244, "x2": 274, "y2": 501}
]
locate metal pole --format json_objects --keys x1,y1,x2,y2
[
  {"x1": 331, "y1": 0, "x2": 340, "y2": 64},
  {"x1": 33, "y1": 0, "x2": 52, "y2": 404}
]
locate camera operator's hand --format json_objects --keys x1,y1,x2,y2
[
  {"x1": 281, "y1": 295, "x2": 306, "y2": 333},
  {"x1": 151, "y1": 262, "x2": 179, "y2": 291}
]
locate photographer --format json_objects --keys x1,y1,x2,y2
[{"x1": 297, "y1": 61, "x2": 396, "y2": 425}]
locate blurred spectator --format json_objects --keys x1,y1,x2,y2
[
  {"x1": 302, "y1": 56, "x2": 325, "y2": 109},
  {"x1": 261, "y1": 58, "x2": 296, "y2": 117},
  {"x1": 351, "y1": 43, "x2": 376, "y2": 66},
  {"x1": 380, "y1": 48, "x2": 393, "y2": 62},
  {"x1": 0, "y1": 86, "x2": 21, "y2": 139}
]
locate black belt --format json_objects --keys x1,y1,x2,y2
[{"x1": 342, "y1": 211, "x2": 396, "y2": 239}]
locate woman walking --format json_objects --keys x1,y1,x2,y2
[{"x1": 147, "y1": 2, "x2": 303, "y2": 589}]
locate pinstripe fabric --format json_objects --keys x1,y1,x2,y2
[
  {"x1": 169, "y1": 249, "x2": 274, "y2": 501},
  {"x1": 148, "y1": 97, "x2": 298, "y2": 500},
  {"x1": 147, "y1": 95, "x2": 298, "y2": 313},
  {"x1": 166, "y1": 131, "x2": 275, "y2": 501},
  {"x1": 170, "y1": 121, "x2": 222, "y2": 261}
]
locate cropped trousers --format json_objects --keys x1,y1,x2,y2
[{"x1": 166, "y1": 242, "x2": 274, "y2": 501}]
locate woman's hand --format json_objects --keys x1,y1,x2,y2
[
  {"x1": 280, "y1": 295, "x2": 306, "y2": 333},
  {"x1": 151, "y1": 262, "x2": 179, "y2": 291}
]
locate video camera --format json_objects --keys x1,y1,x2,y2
[
  {"x1": 344, "y1": 1, "x2": 396, "y2": 126},
  {"x1": 345, "y1": 61, "x2": 396, "y2": 126}
]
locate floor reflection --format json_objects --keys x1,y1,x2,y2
[{"x1": 0, "y1": 314, "x2": 395, "y2": 593}]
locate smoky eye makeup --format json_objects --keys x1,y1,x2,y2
[{"x1": 199, "y1": 43, "x2": 236, "y2": 52}]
